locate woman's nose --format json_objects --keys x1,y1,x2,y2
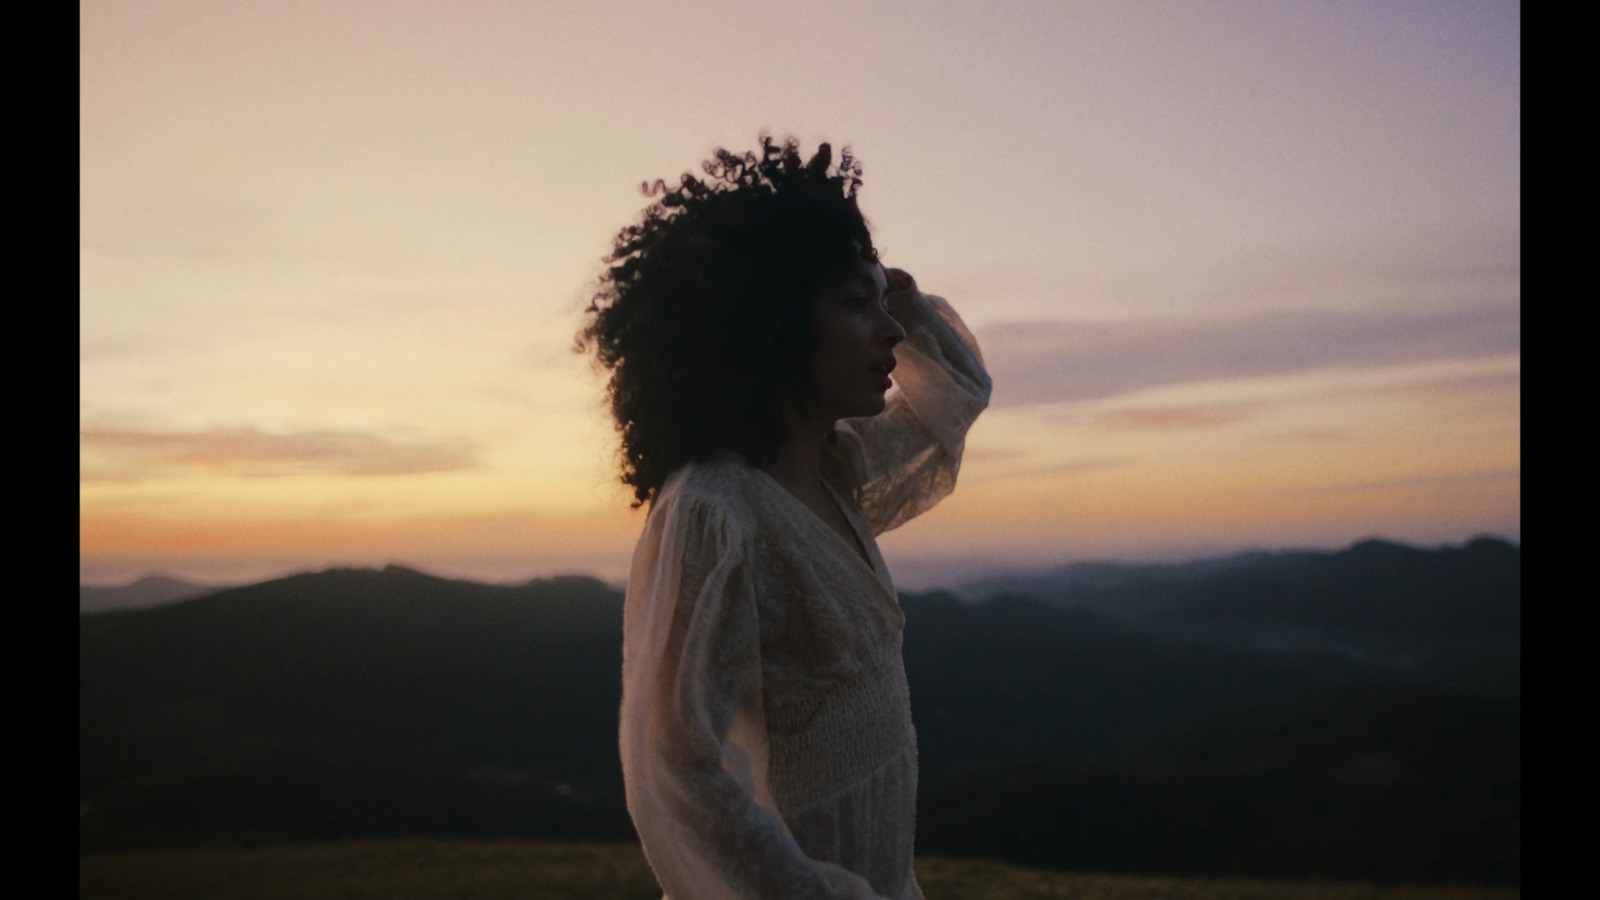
[{"x1": 880, "y1": 310, "x2": 906, "y2": 346}]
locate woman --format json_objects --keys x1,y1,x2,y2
[{"x1": 580, "y1": 136, "x2": 991, "y2": 899}]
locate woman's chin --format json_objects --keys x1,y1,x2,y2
[
  {"x1": 821, "y1": 389, "x2": 890, "y2": 422},
  {"x1": 849, "y1": 395, "x2": 889, "y2": 419}
]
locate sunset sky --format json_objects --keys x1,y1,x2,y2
[{"x1": 81, "y1": 0, "x2": 1519, "y2": 588}]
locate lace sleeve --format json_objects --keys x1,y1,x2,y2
[
  {"x1": 827, "y1": 275, "x2": 992, "y2": 536},
  {"x1": 619, "y1": 488, "x2": 891, "y2": 899}
]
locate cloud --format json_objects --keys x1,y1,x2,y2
[
  {"x1": 961, "y1": 452, "x2": 1132, "y2": 483},
  {"x1": 1270, "y1": 468, "x2": 1521, "y2": 496},
  {"x1": 1089, "y1": 405, "x2": 1254, "y2": 430},
  {"x1": 1172, "y1": 227, "x2": 1521, "y2": 314},
  {"x1": 80, "y1": 426, "x2": 480, "y2": 479},
  {"x1": 961, "y1": 447, "x2": 1028, "y2": 464},
  {"x1": 977, "y1": 304, "x2": 1519, "y2": 408},
  {"x1": 82, "y1": 197, "x2": 272, "y2": 247}
]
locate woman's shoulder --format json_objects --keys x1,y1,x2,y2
[{"x1": 652, "y1": 452, "x2": 766, "y2": 532}]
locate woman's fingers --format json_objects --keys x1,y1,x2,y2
[{"x1": 883, "y1": 267, "x2": 915, "y2": 293}]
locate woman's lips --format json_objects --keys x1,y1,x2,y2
[{"x1": 868, "y1": 360, "x2": 896, "y2": 391}]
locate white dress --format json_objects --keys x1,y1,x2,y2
[{"x1": 619, "y1": 284, "x2": 992, "y2": 899}]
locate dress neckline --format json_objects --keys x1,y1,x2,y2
[{"x1": 754, "y1": 466, "x2": 884, "y2": 583}]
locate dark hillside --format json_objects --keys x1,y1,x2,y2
[
  {"x1": 917, "y1": 683, "x2": 1519, "y2": 883},
  {"x1": 81, "y1": 544, "x2": 1518, "y2": 882},
  {"x1": 899, "y1": 593, "x2": 1374, "y2": 772},
  {"x1": 80, "y1": 568, "x2": 633, "y2": 849}
]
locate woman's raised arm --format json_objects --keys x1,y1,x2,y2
[{"x1": 826, "y1": 270, "x2": 992, "y2": 536}]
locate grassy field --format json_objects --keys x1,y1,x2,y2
[{"x1": 79, "y1": 840, "x2": 1520, "y2": 900}]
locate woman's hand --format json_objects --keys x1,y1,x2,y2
[
  {"x1": 882, "y1": 267, "x2": 916, "y2": 294},
  {"x1": 881, "y1": 267, "x2": 919, "y2": 325}
]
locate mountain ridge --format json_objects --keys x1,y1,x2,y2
[
  {"x1": 79, "y1": 537, "x2": 1518, "y2": 881},
  {"x1": 81, "y1": 535, "x2": 1517, "y2": 616}
]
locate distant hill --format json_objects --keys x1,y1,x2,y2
[
  {"x1": 957, "y1": 536, "x2": 1519, "y2": 701},
  {"x1": 81, "y1": 567, "x2": 631, "y2": 849},
  {"x1": 79, "y1": 575, "x2": 224, "y2": 614},
  {"x1": 959, "y1": 536, "x2": 1517, "y2": 632},
  {"x1": 79, "y1": 542, "x2": 1518, "y2": 882}
]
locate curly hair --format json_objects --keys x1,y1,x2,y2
[{"x1": 579, "y1": 135, "x2": 878, "y2": 507}]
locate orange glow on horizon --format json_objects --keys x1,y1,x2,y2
[{"x1": 80, "y1": 2, "x2": 1519, "y2": 585}]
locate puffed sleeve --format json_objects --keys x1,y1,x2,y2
[
  {"x1": 826, "y1": 272, "x2": 993, "y2": 536},
  {"x1": 619, "y1": 488, "x2": 892, "y2": 899}
]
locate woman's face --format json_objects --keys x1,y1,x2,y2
[{"x1": 808, "y1": 257, "x2": 906, "y2": 421}]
